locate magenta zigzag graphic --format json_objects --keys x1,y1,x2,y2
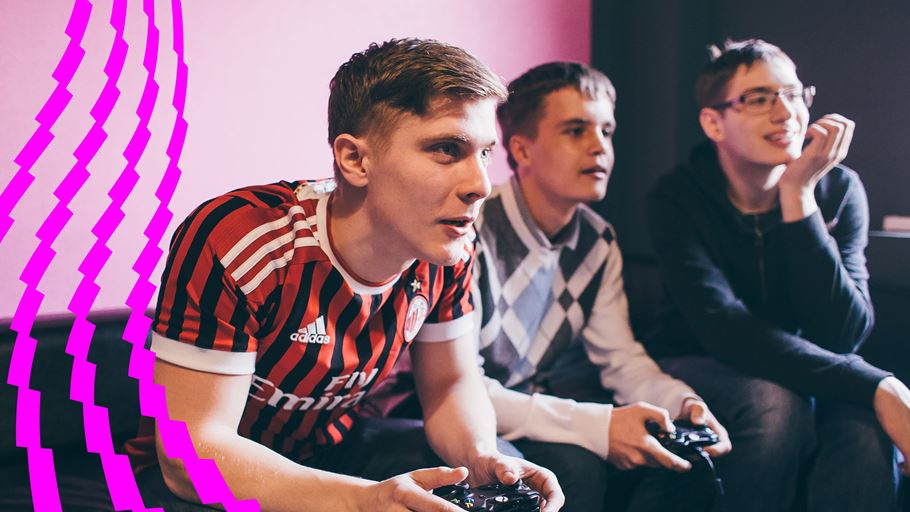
[
  {"x1": 0, "y1": 0, "x2": 91, "y2": 244},
  {"x1": 121, "y1": 1, "x2": 258, "y2": 510},
  {"x1": 6, "y1": 1, "x2": 97, "y2": 509},
  {"x1": 5, "y1": 1, "x2": 258, "y2": 508},
  {"x1": 63, "y1": 0, "x2": 150, "y2": 510}
]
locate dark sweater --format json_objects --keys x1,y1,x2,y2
[{"x1": 646, "y1": 141, "x2": 890, "y2": 406}]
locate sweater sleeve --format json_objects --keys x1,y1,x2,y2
[
  {"x1": 579, "y1": 234, "x2": 698, "y2": 418},
  {"x1": 780, "y1": 169, "x2": 874, "y2": 353},
  {"x1": 483, "y1": 376, "x2": 614, "y2": 459},
  {"x1": 646, "y1": 180, "x2": 889, "y2": 407}
]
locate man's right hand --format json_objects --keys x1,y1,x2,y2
[
  {"x1": 873, "y1": 376, "x2": 910, "y2": 476},
  {"x1": 606, "y1": 402, "x2": 692, "y2": 472},
  {"x1": 359, "y1": 466, "x2": 470, "y2": 512}
]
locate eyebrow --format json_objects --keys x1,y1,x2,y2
[
  {"x1": 740, "y1": 84, "x2": 802, "y2": 95},
  {"x1": 420, "y1": 133, "x2": 497, "y2": 147},
  {"x1": 559, "y1": 118, "x2": 616, "y2": 129}
]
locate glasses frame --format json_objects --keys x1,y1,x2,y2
[{"x1": 710, "y1": 85, "x2": 816, "y2": 114}]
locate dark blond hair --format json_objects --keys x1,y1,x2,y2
[
  {"x1": 497, "y1": 62, "x2": 615, "y2": 170},
  {"x1": 695, "y1": 39, "x2": 796, "y2": 108},
  {"x1": 328, "y1": 38, "x2": 506, "y2": 149}
]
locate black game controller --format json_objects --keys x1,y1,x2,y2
[
  {"x1": 432, "y1": 479, "x2": 541, "y2": 511},
  {"x1": 645, "y1": 419, "x2": 719, "y2": 460},
  {"x1": 646, "y1": 419, "x2": 725, "y2": 497}
]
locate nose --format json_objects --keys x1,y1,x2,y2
[
  {"x1": 460, "y1": 154, "x2": 492, "y2": 204},
  {"x1": 770, "y1": 93, "x2": 797, "y2": 122},
  {"x1": 590, "y1": 131, "x2": 614, "y2": 166}
]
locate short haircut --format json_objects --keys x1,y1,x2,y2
[
  {"x1": 695, "y1": 39, "x2": 796, "y2": 108},
  {"x1": 497, "y1": 62, "x2": 615, "y2": 170},
  {"x1": 327, "y1": 38, "x2": 506, "y2": 150}
]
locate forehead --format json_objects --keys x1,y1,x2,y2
[
  {"x1": 728, "y1": 58, "x2": 801, "y2": 93},
  {"x1": 382, "y1": 96, "x2": 499, "y2": 144},
  {"x1": 539, "y1": 87, "x2": 615, "y2": 126}
]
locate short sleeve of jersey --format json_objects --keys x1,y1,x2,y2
[
  {"x1": 152, "y1": 196, "x2": 260, "y2": 375},
  {"x1": 414, "y1": 247, "x2": 476, "y2": 342}
]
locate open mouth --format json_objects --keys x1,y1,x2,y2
[
  {"x1": 440, "y1": 217, "x2": 473, "y2": 228},
  {"x1": 764, "y1": 132, "x2": 797, "y2": 144},
  {"x1": 581, "y1": 165, "x2": 609, "y2": 176}
]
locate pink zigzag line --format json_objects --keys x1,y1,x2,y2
[
  {"x1": 60, "y1": 1, "x2": 155, "y2": 510},
  {"x1": 5, "y1": 2, "x2": 92, "y2": 509},
  {"x1": 0, "y1": 0, "x2": 91, "y2": 244},
  {"x1": 5, "y1": 0, "x2": 143, "y2": 509},
  {"x1": 120, "y1": 1, "x2": 256, "y2": 510},
  {"x1": 113, "y1": 3, "x2": 164, "y2": 510}
]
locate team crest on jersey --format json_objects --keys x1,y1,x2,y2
[{"x1": 403, "y1": 295, "x2": 429, "y2": 342}]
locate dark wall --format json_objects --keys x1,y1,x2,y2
[{"x1": 592, "y1": 0, "x2": 910, "y2": 258}]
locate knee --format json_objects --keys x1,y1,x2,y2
[
  {"x1": 819, "y1": 403, "x2": 893, "y2": 463},
  {"x1": 565, "y1": 446, "x2": 608, "y2": 484},
  {"x1": 731, "y1": 379, "x2": 814, "y2": 452},
  {"x1": 552, "y1": 447, "x2": 607, "y2": 512},
  {"x1": 520, "y1": 443, "x2": 606, "y2": 503}
]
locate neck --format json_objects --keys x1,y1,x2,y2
[
  {"x1": 328, "y1": 185, "x2": 412, "y2": 284},
  {"x1": 516, "y1": 174, "x2": 577, "y2": 238},
  {"x1": 716, "y1": 148, "x2": 785, "y2": 214}
]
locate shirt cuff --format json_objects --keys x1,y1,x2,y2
[
  {"x1": 415, "y1": 313, "x2": 475, "y2": 342},
  {"x1": 150, "y1": 332, "x2": 256, "y2": 375},
  {"x1": 500, "y1": 392, "x2": 614, "y2": 459}
]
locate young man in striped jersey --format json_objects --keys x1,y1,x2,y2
[
  {"x1": 126, "y1": 39, "x2": 563, "y2": 512},
  {"x1": 472, "y1": 62, "x2": 732, "y2": 511}
]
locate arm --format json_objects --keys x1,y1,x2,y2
[
  {"x1": 647, "y1": 182, "x2": 889, "y2": 406},
  {"x1": 482, "y1": 375, "x2": 612, "y2": 458},
  {"x1": 580, "y1": 236, "x2": 699, "y2": 418},
  {"x1": 775, "y1": 114, "x2": 872, "y2": 352},
  {"x1": 482, "y1": 376, "x2": 718, "y2": 470},
  {"x1": 779, "y1": 168, "x2": 873, "y2": 353},
  {"x1": 154, "y1": 360, "x2": 367, "y2": 511},
  {"x1": 471, "y1": 225, "x2": 724, "y2": 468},
  {"x1": 874, "y1": 377, "x2": 910, "y2": 476},
  {"x1": 156, "y1": 360, "x2": 470, "y2": 512},
  {"x1": 411, "y1": 336, "x2": 564, "y2": 512},
  {"x1": 575, "y1": 235, "x2": 731, "y2": 462}
]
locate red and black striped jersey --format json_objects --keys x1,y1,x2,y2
[{"x1": 130, "y1": 179, "x2": 475, "y2": 465}]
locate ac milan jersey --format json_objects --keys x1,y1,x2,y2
[{"x1": 136, "y1": 179, "x2": 475, "y2": 463}]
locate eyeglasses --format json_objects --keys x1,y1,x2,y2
[{"x1": 710, "y1": 85, "x2": 816, "y2": 114}]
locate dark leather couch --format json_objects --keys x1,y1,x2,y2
[{"x1": 1, "y1": 239, "x2": 907, "y2": 510}]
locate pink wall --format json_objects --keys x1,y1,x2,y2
[{"x1": 0, "y1": 0, "x2": 591, "y2": 320}]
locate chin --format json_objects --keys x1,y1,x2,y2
[
  {"x1": 577, "y1": 187, "x2": 607, "y2": 204},
  {"x1": 786, "y1": 146, "x2": 803, "y2": 161},
  {"x1": 753, "y1": 147, "x2": 796, "y2": 167},
  {"x1": 419, "y1": 243, "x2": 466, "y2": 267}
]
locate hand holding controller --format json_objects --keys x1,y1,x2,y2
[
  {"x1": 645, "y1": 419, "x2": 719, "y2": 460},
  {"x1": 433, "y1": 479, "x2": 542, "y2": 511},
  {"x1": 646, "y1": 420, "x2": 724, "y2": 497}
]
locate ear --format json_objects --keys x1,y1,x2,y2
[
  {"x1": 699, "y1": 107, "x2": 725, "y2": 143},
  {"x1": 332, "y1": 134, "x2": 371, "y2": 188},
  {"x1": 509, "y1": 134, "x2": 533, "y2": 170}
]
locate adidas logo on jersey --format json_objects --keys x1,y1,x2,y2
[{"x1": 291, "y1": 316, "x2": 332, "y2": 344}]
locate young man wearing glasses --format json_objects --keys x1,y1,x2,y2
[{"x1": 646, "y1": 39, "x2": 910, "y2": 511}]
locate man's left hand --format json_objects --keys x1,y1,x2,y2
[{"x1": 679, "y1": 398, "x2": 733, "y2": 458}]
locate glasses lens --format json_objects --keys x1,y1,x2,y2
[
  {"x1": 803, "y1": 86, "x2": 816, "y2": 108},
  {"x1": 742, "y1": 92, "x2": 775, "y2": 114}
]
